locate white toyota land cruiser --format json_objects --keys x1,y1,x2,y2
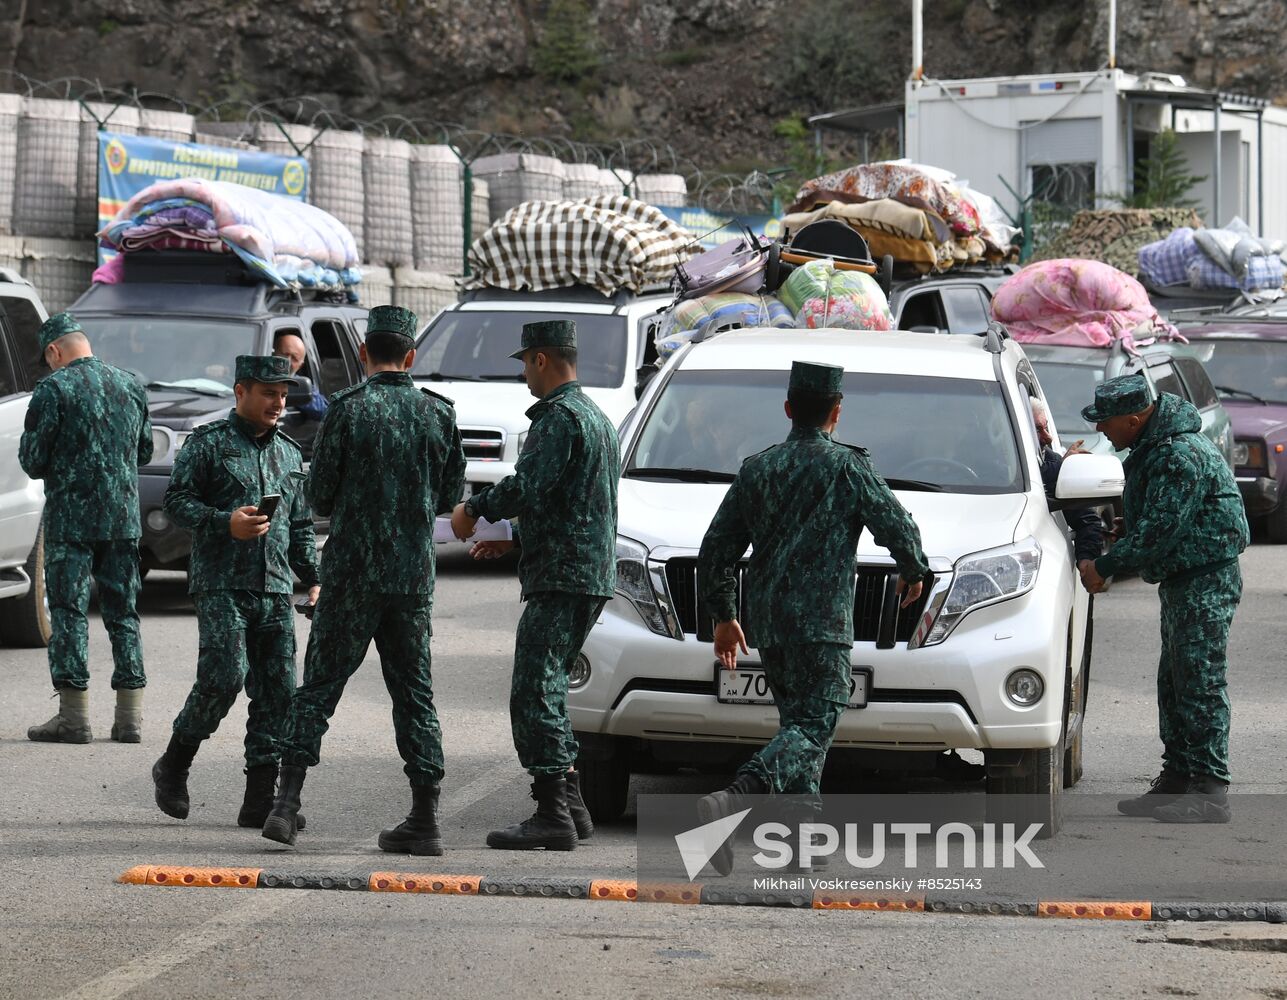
[{"x1": 568, "y1": 326, "x2": 1125, "y2": 836}]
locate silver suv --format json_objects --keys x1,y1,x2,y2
[{"x1": 0, "y1": 268, "x2": 50, "y2": 646}]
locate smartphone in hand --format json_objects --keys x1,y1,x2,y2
[
  {"x1": 256, "y1": 494, "x2": 282, "y2": 521},
  {"x1": 294, "y1": 598, "x2": 315, "y2": 620}
]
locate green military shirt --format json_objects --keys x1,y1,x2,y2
[
  {"x1": 164, "y1": 410, "x2": 319, "y2": 595},
  {"x1": 18, "y1": 356, "x2": 152, "y2": 542},
  {"x1": 1094, "y1": 392, "x2": 1248, "y2": 584},
  {"x1": 471, "y1": 380, "x2": 619, "y2": 599},
  {"x1": 307, "y1": 371, "x2": 465, "y2": 597},
  {"x1": 698, "y1": 427, "x2": 930, "y2": 648}
]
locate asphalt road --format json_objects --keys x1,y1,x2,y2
[{"x1": 2, "y1": 543, "x2": 1286, "y2": 999}]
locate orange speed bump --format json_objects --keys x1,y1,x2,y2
[
  {"x1": 369, "y1": 873, "x2": 481, "y2": 895},
  {"x1": 589, "y1": 879, "x2": 639, "y2": 902},
  {"x1": 122, "y1": 865, "x2": 261, "y2": 889},
  {"x1": 813, "y1": 893, "x2": 925, "y2": 912},
  {"x1": 1038, "y1": 901, "x2": 1151, "y2": 920},
  {"x1": 637, "y1": 882, "x2": 701, "y2": 905}
]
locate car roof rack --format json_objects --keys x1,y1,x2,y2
[
  {"x1": 458, "y1": 283, "x2": 669, "y2": 306},
  {"x1": 983, "y1": 322, "x2": 1009, "y2": 354}
]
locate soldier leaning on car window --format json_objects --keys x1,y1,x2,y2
[
  {"x1": 1030, "y1": 398, "x2": 1104, "y2": 565},
  {"x1": 451, "y1": 319, "x2": 620, "y2": 852},
  {"x1": 263, "y1": 306, "x2": 466, "y2": 855},
  {"x1": 151, "y1": 354, "x2": 320, "y2": 829},
  {"x1": 19, "y1": 312, "x2": 153, "y2": 746},
  {"x1": 1079, "y1": 373, "x2": 1249, "y2": 824},
  {"x1": 694, "y1": 361, "x2": 930, "y2": 876}
]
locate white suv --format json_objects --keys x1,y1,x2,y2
[
  {"x1": 410, "y1": 285, "x2": 670, "y2": 499},
  {"x1": 568, "y1": 327, "x2": 1124, "y2": 835}
]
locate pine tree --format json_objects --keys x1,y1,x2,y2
[
  {"x1": 533, "y1": 0, "x2": 601, "y2": 84},
  {"x1": 1126, "y1": 129, "x2": 1206, "y2": 209}
]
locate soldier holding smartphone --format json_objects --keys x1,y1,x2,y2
[{"x1": 152, "y1": 355, "x2": 320, "y2": 828}]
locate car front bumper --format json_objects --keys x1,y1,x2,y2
[
  {"x1": 1236, "y1": 474, "x2": 1280, "y2": 517},
  {"x1": 570, "y1": 586, "x2": 1070, "y2": 754}
]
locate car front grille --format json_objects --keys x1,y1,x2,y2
[
  {"x1": 662, "y1": 557, "x2": 933, "y2": 647},
  {"x1": 460, "y1": 427, "x2": 505, "y2": 462}
]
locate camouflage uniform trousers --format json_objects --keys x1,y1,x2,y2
[
  {"x1": 45, "y1": 539, "x2": 144, "y2": 691},
  {"x1": 172, "y1": 590, "x2": 296, "y2": 768},
  {"x1": 511, "y1": 592, "x2": 606, "y2": 779},
  {"x1": 737, "y1": 643, "x2": 851, "y2": 796},
  {"x1": 1157, "y1": 560, "x2": 1242, "y2": 784},
  {"x1": 281, "y1": 587, "x2": 443, "y2": 785}
]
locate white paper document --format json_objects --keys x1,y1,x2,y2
[{"x1": 433, "y1": 515, "x2": 513, "y2": 543}]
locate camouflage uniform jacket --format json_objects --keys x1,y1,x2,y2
[
  {"x1": 471, "y1": 380, "x2": 619, "y2": 599},
  {"x1": 699, "y1": 427, "x2": 930, "y2": 648},
  {"x1": 1094, "y1": 393, "x2": 1248, "y2": 584},
  {"x1": 307, "y1": 371, "x2": 465, "y2": 596},
  {"x1": 164, "y1": 410, "x2": 319, "y2": 595},
  {"x1": 18, "y1": 356, "x2": 152, "y2": 542}
]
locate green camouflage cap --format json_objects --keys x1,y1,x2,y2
[
  {"x1": 366, "y1": 304, "x2": 418, "y2": 341},
  {"x1": 1081, "y1": 372, "x2": 1152, "y2": 422},
  {"x1": 235, "y1": 354, "x2": 299, "y2": 385},
  {"x1": 38, "y1": 312, "x2": 85, "y2": 352},
  {"x1": 788, "y1": 360, "x2": 844, "y2": 397},
  {"x1": 509, "y1": 320, "x2": 577, "y2": 360}
]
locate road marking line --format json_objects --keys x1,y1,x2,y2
[{"x1": 61, "y1": 759, "x2": 521, "y2": 1000}]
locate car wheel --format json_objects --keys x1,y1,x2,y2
[
  {"x1": 0, "y1": 523, "x2": 52, "y2": 648},
  {"x1": 985, "y1": 740, "x2": 1065, "y2": 839},
  {"x1": 575, "y1": 752, "x2": 630, "y2": 823},
  {"x1": 1266, "y1": 504, "x2": 1287, "y2": 545},
  {"x1": 1063, "y1": 607, "x2": 1091, "y2": 788}
]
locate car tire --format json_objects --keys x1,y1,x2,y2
[
  {"x1": 0, "y1": 523, "x2": 52, "y2": 648},
  {"x1": 985, "y1": 740, "x2": 1064, "y2": 839},
  {"x1": 1063, "y1": 606, "x2": 1091, "y2": 788},
  {"x1": 1266, "y1": 505, "x2": 1287, "y2": 545},
  {"x1": 576, "y1": 752, "x2": 630, "y2": 823}
]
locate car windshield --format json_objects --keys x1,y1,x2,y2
[
  {"x1": 86, "y1": 317, "x2": 257, "y2": 392},
  {"x1": 1031, "y1": 361, "x2": 1103, "y2": 434},
  {"x1": 628, "y1": 370, "x2": 1024, "y2": 494},
  {"x1": 412, "y1": 310, "x2": 628, "y2": 389},
  {"x1": 1189, "y1": 339, "x2": 1287, "y2": 403}
]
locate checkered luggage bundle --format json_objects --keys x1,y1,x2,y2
[{"x1": 462, "y1": 195, "x2": 698, "y2": 295}]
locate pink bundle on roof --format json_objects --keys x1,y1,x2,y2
[{"x1": 991, "y1": 258, "x2": 1180, "y2": 353}]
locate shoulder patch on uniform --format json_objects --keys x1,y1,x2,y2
[
  {"x1": 190, "y1": 419, "x2": 227, "y2": 439},
  {"x1": 420, "y1": 387, "x2": 455, "y2": 407},
  {"x1": 836, "y1": 440, "x2": 871, "y2": 458},
  {"x1": 277, "y1": 430, "x2": 303, "y2": 452},
  {"x1": 742, "y1": 443, "x2": 778, "y2": 464},
  {"x1": 328, "y1": 382, "x2": 365, "y2": 404}
]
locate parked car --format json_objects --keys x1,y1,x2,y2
[
  {"x1": 411, "y1": 284, "x2": 670, "y2": 502},
  {"x1": 0, "y1": 267, "x2": 50, "y2": 646},
  {"x1": 1169, "y1": 311, "x2": 1287, "y2": 542},
  {"x1": 1024, "y1": 341, "x2": 1233, "y2": 466},
  {"x1": 569, "y1": 325, "x2": 1125, "y2": 836},
  {"x1": 68, "y1": 252, "x2": 368, "y2": 573},
  {"x1": 889, "y1": 264, "x2": 1021, "y2": 335}
]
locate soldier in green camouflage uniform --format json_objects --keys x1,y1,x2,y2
[
  {"x1": 695, "y1": 361, "x2": 930, "y2": 875},
  {"x1": 452, "y1": 320, "x2": 619, "y2": 851},
  {"x1": 1079, "y1": 374, "x2": 1248, "y2": 824},
  {"x1": 151, "y1": 355, "x2": 320, "y2": 826},
  {"x1": 263, "y1": 306, "x2": 466, "y2": 855},
  {"x1": 19, "y1": 312, "x2": 152, "y2": 745}
]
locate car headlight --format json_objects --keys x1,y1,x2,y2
[
  {"x1": 150, "y1": 428, "x2": 170, "y2": 461},
  {"x1": 615, "y1": 535, "x2": 671, "y2": 637},
  {"x1": 917, "y1": 538, "x2": 1042, "y2": 647},
  {"x1": 175, "y1": 431, "x2": 192, "y2": 451},
  {"x1": 1233, "y1": 440, "x2": 1265, "y2": 470}
]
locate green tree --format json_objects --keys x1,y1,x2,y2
[
  {"x1": 533, "y1": 0, "x2": 601, "y2": 84},
  {"x1": 1123, "y1": 129, "x2": 1206, "y2": 209}
]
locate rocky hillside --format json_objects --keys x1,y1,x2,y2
[{"x1": 1, "y1": 0, "x2": 1282, "y2": 174}]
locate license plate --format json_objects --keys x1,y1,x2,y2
[{"x1": 715, "y1": 665, "x2": 870, "y2": 709}]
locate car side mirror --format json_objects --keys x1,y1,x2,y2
[
  {"x1": 635, "y1": 364, "x2": 659, "y2": 401},
  {"x1": 1050, "y1": 453, "x2": 1125, "y2": 509},
  {"x1": 286, "y1": 375, "x2": 315, "y2": 408}
]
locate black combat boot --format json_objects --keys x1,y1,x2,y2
[
  {"x1": 1152, "y1": 774, "x2": 1231, "y2": 824},
  {"x1": 236, "y1": 764, "x2": 305, "y2": 830},
  {"x1": 152, "y1": 733, "x2": 200, "y2": 819},
  {"x1": 565, "y1": 770, "x2": 594, "y2": 840},
  {"x1": 378, "y1": 784, "x2": 444, "y2": 856},
  {"x1": 486, "y1": 776, "x2": 578, "y2": 851},
  {"x1": 696, "y1": 771, "x2": 768, "y2": 876},
  {"x1": 261, "y1": 764, "x2": 307, "y2": 845},
  {"x1": 1116, "y1": 769, "x2": 1188, "y2": 816}
]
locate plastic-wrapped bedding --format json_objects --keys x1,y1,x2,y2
[
  {"x1": 98, "y1": 177, "x2": 360, "y2": 289},
  {"x1": 655, "y1": 293, "x2": 793, "y2": 358},
  {"x1": 991, "y1": 258, "x2": 1179, "y2": 352},
  {"x1": 779, "y1": 259, "x2": 893, "y2": 331}
]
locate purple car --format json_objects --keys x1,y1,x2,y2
[{"x1": 1172, "y1": 309, "x2": 1287, "y2": 543}]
